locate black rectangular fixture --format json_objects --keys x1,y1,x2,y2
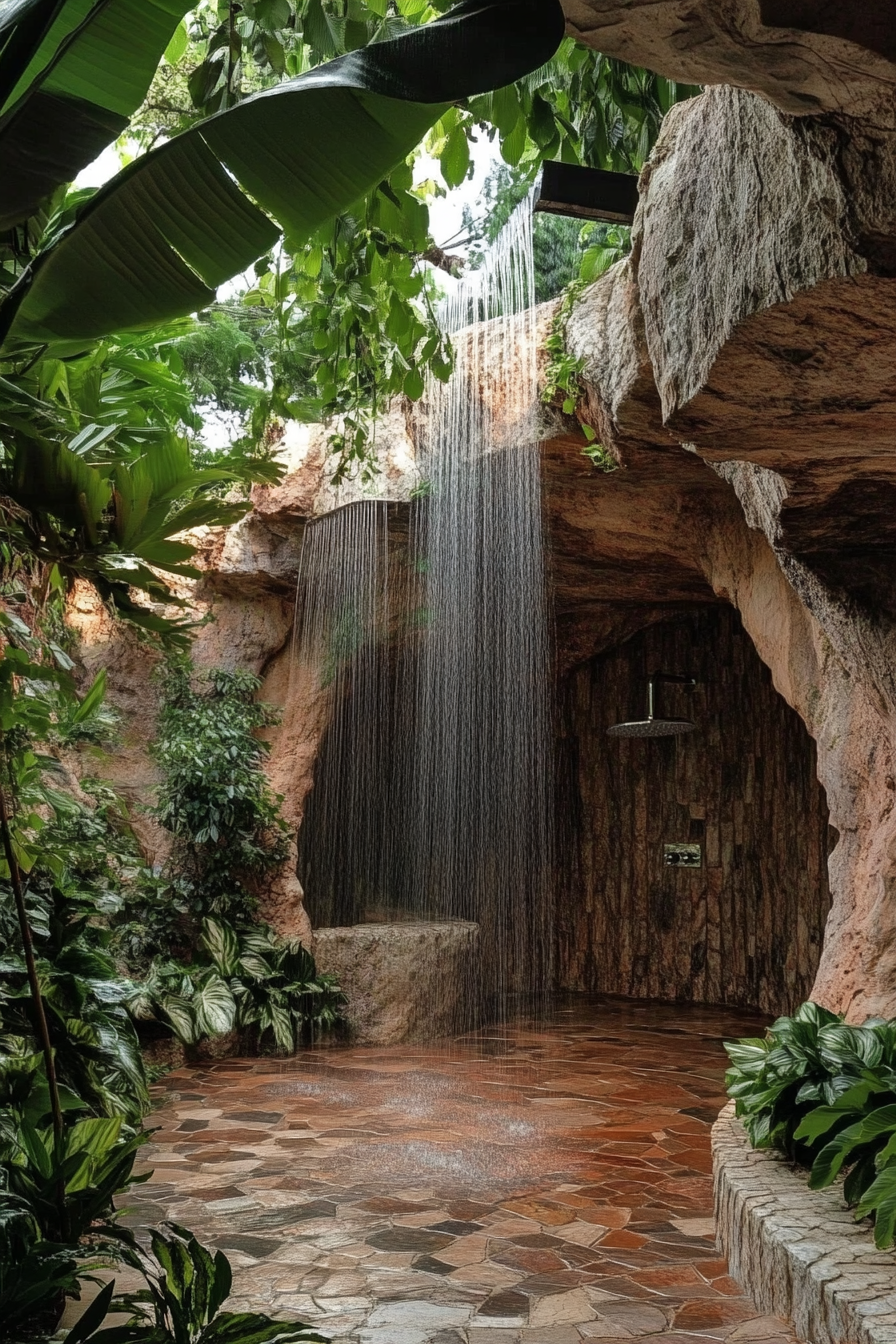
[{"x1": 533, "y1": 161, "x2": 639, "y2": 225}]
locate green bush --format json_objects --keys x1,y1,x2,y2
[
  {"x1": 127, "y1": 917, "x2": 344, "y2": 1053},
  {"x1": 115, "y1": 660, "x2": 290, "y2": 962},
  {"x1": 0, "y1": 884, "x2": 148, "y2": 1124},
  {"x1": 726, "y1": 1002, "x2": 896, "y2": 1248},
  {"x1": 64, "y1": 1223, "x2": 327, "y2": 1344}
]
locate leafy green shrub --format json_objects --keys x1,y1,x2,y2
[
  {"x1": 127, "y1": 918, "x2": 344, "y2": 1052},
  {"x1": 0, "y1": 1192, "x2": 87, "y2": 1341},
  {"x1": 46, "y1": 668, "x2": 120, "y2": 747},
  {"x1": 0, "y1": 1051, "x2": 147, "y2": 1338},
  {"x1": 34, "y1": 780, "x2": 144, "y2": 921},
  {"x1": 726, "y1": 1002, "x2": 896, "y2": 1247},
  {"x1": 0, "y1": 885, "x2": 148, "y2": 1123},
  {"x1": 119, "y1": 660, "x2": 290, "y2": 960}
]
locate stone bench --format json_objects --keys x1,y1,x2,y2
[{"x1": 313, "y1": 920, "x2": 480, "y2": 1045}]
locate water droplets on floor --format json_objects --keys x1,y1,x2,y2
[{"x1": 133, "y1": 998, "x2": 799, "y2": 1344}]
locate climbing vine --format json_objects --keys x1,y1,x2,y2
[{"x1": 542, "y1": 272, "x2": 620, "y2": 473}]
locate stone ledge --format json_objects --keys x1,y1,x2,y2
[
  {"x1": 713, "y1": 1100, "x2": 896, "y2": 1344},
  {"x1": 313, "y1": 920, "x2": 480, "y2": 1045}
]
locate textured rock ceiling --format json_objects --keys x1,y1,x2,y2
[{"x1": 560, "y1": 0, "x2": 896, "y2": 118}]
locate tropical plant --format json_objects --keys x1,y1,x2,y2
[
  {"x1": 127, "y1": 916, "x2": 344, "y2": 1051},
  {"x1": 541, "y1": 274, "x2": 607, "y2": 452},
  {"x1": 0, "y1": 883, "x2": 149, "y2": 1121},
  {"x1": 0, "y1": 617, "x2": 151, "y2": 1154},
  {"x1": 0, "y1": 0, "x2": 197, "y2": 231},
  {"x1": 138, "y1": 661, "x2": 290, "y2": 951},
  {"x1": 66, "y1": 1223, "x2": 328, "y2": 1343},
  {"x1": 0, "y1": 1047, "x2": 146, "y2": 1336},
  {"x1": 0, "y1": 1080, "x2": 147, "y2": 1245},
  {"x1": 0, "y1": 1190, "x2": 89, "y2": 1341},
  {"x1": 725, "y1": 1001, "x2": 861, "y2": 1155},
  {"x1": 0, "y1": 0, "x2": 564, "y2": 352},
  {"x1": 726, "y1": 1003, "x2": 896, "y2": 1248}
]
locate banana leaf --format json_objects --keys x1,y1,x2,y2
[
  {"x1": 0, "y1": 0, "x2": 196, "y2": 228},
  {"x1": 0, "y1": 0, "x2": 565, "y2": 351}
]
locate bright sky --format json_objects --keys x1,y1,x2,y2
[{"x1": 421, "y1": 135, "x2": 502, "y2": 252}]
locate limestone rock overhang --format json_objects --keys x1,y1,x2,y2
[{"x1": 560, "y1": 0, "x2": 896, "y2": 119}]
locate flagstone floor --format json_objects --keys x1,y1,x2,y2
[{"x1": 131, "y1": 997, "x2": 798, "y2": 1344}]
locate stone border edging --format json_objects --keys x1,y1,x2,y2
[{"x1": 713, "y1": 1099, "x2": 896, "y2": 1344}]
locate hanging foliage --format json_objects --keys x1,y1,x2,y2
[{"x1": 0, "y1": 0, "x2": 566, "y2": 352}]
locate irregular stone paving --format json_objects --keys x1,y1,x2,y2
[{"x1": 130, "y1": 997, "x2": 799, "y2": 1344}]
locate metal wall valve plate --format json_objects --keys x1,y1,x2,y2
[{"x1": 664, "y1": 843, "x2": 702, "y2": 868}]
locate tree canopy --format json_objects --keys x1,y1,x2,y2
[{"x1": 0, "y1": 0, "x2": 698, "y2": 636}]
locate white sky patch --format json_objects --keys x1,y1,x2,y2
[
  {"x1": 420, "y1": 134, "x2": 502, "y2": 254},
  {"x1": 75, "y1": 143, "x2": 124, "y2": 188}
]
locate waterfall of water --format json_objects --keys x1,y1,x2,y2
[
  {"x1": 297, "y1": 199, "x2": 554, "y2": 1026},
  {"x1": 292, "y1": 499, "x2": 396, "y2": 927},
  {"x1": 410, "y1": 198, "x2": 553, "y2": 1018}
]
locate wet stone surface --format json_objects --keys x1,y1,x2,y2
[{"x1": 130, "y1": 997, "x2": 799, "y2": 1343}]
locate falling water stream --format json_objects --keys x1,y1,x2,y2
[{"x1": 296, "y1": 199, "x2": 553, "y2": 1026}]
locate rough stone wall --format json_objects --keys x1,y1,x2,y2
[
  {"x1": 556, "y1": 607, "x2": 831, "y2": 1013},
  {"x1": 65, "y1": 412, "x2": 418, "y2": 944},
  {"x1": 560, "y1": 0, "x2": 896, "y2": 118},
  {"x1": 558, "y1": 74, "x2": 896, "y2": 1020}
]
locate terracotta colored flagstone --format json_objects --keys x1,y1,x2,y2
[{"x1": 128, "y1": 996, "x2": 799, "y2": 1343}]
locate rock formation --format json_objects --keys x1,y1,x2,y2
[
  {"x1": 70, "y1": 21, "x2": 896, "y2": 1026},
  {"x1": 561, "y1": 0, "x2": 896, "y2": 118},
  {"x1": 555, "y1": 69, "x2": 896, "y2": 1019}
]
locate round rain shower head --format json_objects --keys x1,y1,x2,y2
[
  {"x1": 606, "y1": 671, "x2": 699, "y2": 739},
  {"x1": 606, "y1": 718, "x2": 695, "y2": 738}
]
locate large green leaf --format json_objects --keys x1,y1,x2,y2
[
  {"x1": 200, "y1": 917, "x2": 241, "y2": 978},
  {"x1": 0, "y1": 0, "x2": 565, "y2": 350},
  {"x1": 0, "y1": 0, "x2": 196, "y2": 227},
  {"x1": 855, "y1": 1162, "x2": 896, "y2": 1248},
  {"x1": 200, "y1": 1314, "x2": 328, "y2": 1343},
  {"x1": 192, "y1": 972, "x2": 237, "y2": 1039},
  {"x1": 809, "y1": 1104, "x2": 896, "y2": 1188},
  {"x1": 156, "y1": 991, "x2": 198, "y2": 1044},
  {"x1": 10, "y1": 432, "x2": 112, "y2": 540}
]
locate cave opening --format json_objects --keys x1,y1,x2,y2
[
  {"x1": 556, "y1": 605, "x2": 833, "y2": 1015},
  {"x1": 299, "y1": 601, "x2": 832, "y2": 1019}
]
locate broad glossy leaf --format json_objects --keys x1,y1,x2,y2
[
  {"x1": 201, "y1": 918, "x2": 241, "y2": 977},
  {"x1": 10, "y1": 435, "x2": 111, "y2": 540},
  {"x1": 208, "y1": 1249, "x2": 232, "y2": 1322},
  {"x1": 192, "y1": 972, "x2": 237, "y2": 1038},
  {"x1": 63, "y1": 1276, "x2": 116, "y2": 1344},
  {"x1": 820, "y1": 1022, "x2": 884, "y2": 1069},
  {"x1": 64, "y1": 1114, "x2": 122, "y2": 1160},
  {"x1": 0, "y1": 0, "x2": 196, "y2": 227},
  {"x1": 0, "y1": 0, "x2": 565, "y2": 349},
  {"x1": 157, "y1": 992, "x2": 198, "y2": 1044},
  {"x1": 856, "y1": 1163, "x2": 896, "y2": 1248},
  {"x1": 266, "y1": 1000, "x2": 295, "y2": 1051},
  {"x1": 809, "y1": 1105, "x2": 896, "y2": 1188},
  {"x1": 17, "y1": 1115, "x2": 52, "y2": 1176}
]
